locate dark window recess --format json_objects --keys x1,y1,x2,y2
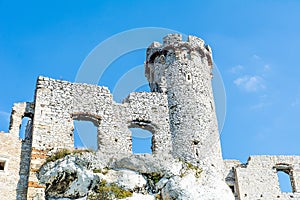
[
  {"x1": 229, "y1": 185, "x2": 234, "y2": 193},
  {"x1": 0, "y1": 161, "x2": 6, "y2": 171}
]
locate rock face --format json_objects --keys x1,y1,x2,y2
[
  {"x1": 38, "y1": 154, "x2": 98, "y2": 199},
  {"x1": 38, "y1": 152, "x2": 234, "y2": 200}
]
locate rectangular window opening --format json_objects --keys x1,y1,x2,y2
[
  {"x1": 130, "y1": 128, "x2": 153, "y2": 154},
  {"x1": 277, "y1": 170, "x2": 293, "y2": 193},
  {"x1": 73, "y1": 120, "x2": 98, "y2": 151},
  {"x1": 0, "y1": 160, "x2": 6, "y2": 171}
]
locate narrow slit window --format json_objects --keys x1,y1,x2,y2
[
  {"x1": 186, "y1": 73, "x2": 192, "y2": 82},
  {"x1": 229, "y1": 185, "x2": 234, "y2": 194},
  {"x1": 19, "y1": 117, "x2": 32, "y2": 139}
]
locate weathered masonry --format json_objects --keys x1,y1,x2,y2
[
  {"x1": 0, "y1": 34, "x2": 299, "y2": 199},
  {"x1": 224, "y1": 156, "x2": 300, "y2": 199}
]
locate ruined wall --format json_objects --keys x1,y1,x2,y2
[
  {"x1": 224, "y1": 159, "x2": 241, "y2": 199},
  {"x1": 0, "y1": 132, "x2": 22, "y2": 200},
  {"x1": 0, "y1": 102, "x2": 34, "y2": 200},
  {"x1": 233, "y1": 156, "x2": 300, "y2": 200},
  {"x1": 27, "y1": 76, "x2": 171, "y2": 199},
  {"x1": 29, "y1": 77, "x2": 171, "y2": 155},
  {"x1": 18, "y1": 139, "x2": 32, "y2": 200},
  {"x1": 123, "y1": 92, "x2": 172, "y2": 154}
]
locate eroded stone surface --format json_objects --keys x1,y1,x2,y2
[{"x1": 38, "y1": 153, "x2": 234, "y2": 200}]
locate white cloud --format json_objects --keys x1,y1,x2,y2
[
  {"x1": 291, "y1": 100, "x2": 299, "y2": 107},
  {"x1": 252, "y1": 54, "x2": 261, "y2": 60},
  {"x1": 251, "y1": 54, "x2": 271, "y2": 72},
  {"x1": 251, "y1": 101, "x2": 272, "y2": 110},
  {"x1": 230, "y1": 65, "x2": 244, "y2": 74},
  {"x1": 254, "y1": 128, "x2": 271, "y2": 141},
  {"x1": 249, "y1": 95, "x2": 272, "y2": 110},
  {"x1": 234, "y1": 75, "x2": 266, "y2": 92},
  {"x1": 263, "y1": 64, "x2": 270, "y2": 71},
  {"x1": 291, "y1": 95, "x2": 300, "y2": 107},
  {"x1": 290, "y1": 87, "x2": 300, "y2": 107},
  {"x1": 251, "y1": 102, "x2": 265, "y2": 110}
]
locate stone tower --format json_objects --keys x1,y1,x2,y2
[{"x1": 145, "y1": 34, "x2": 223, "y2": 168}]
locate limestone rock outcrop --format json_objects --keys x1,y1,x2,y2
[{"x1": 38, "y1": 152, "x2": 234, "y2": 200}]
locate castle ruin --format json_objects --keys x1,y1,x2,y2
[{"x1": 0, "y1": 34, "x2": 299, "y2": 200}]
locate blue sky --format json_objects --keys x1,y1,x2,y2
[{"x1": 0, "y1": 0, "x2": 300, "y2": 165}]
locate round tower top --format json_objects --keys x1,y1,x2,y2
[{"x1": 146, "y1": 34, "x2": 213, "y2": 68}]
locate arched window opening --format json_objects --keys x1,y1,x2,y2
[
  {"x1": 72, "y1": 115, "x2": 100, "y2": 151},
  {"x1": 19, "y1": 117, "x2": 32, "y2": 140},
  {"x1": 129, "y1": 128, "x2": 153, "y2": 154},
  {"x1": 148, "y1": 51, "x2": 161, "y2": 64},
  {"x1": 163, "y1": 48, "x2": 175, "y2": 63}
]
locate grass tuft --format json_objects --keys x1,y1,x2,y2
[
  {"x1": 87, "y1": 180, "x2": 133, "y2": 200},
  {"x1": 46, "y1": 148, "x2": 94, "y2": 163}
]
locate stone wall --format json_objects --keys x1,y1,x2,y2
[
  {"x1": 0, "y1": 132, "x2": 22, "y2": 200},
  {"x1": 18, "y1": 139, "x2": 32, "y2": 200},
  {"x1": 123, "y1": 92, "x2": 172, "y2": 154},
  {"x1": 0, "y1": 102, "x2": 34, "y2": 200},
  {"x1": 27, "y1": 76, "x2": 171, "y2": 199},
  {"x1": 8, "y1": 102, "x2": 34, "y2": 137},
  {"x1": 224, "y1": 159, "x2": 241, "y2": 199},
  {"x1": 233, "y1": 156, "x2": 300, "y2": 200}
]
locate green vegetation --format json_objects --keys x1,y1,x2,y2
[
  {"x1": 92, "y1": 169, "x2": 102, "y2": 173},
  {"x1": 180, "y1": 161, "x2": 203, "y2": 178},
  {"x1": 87, "y1": 180, "x2": 133, "y2": 200},
  {"x1": 143, "y1": 172, "x2": 163, "y2": 184},
  {"x1": 93, "y1": 167, "x2": 109, "y2": 174},
  {"x1": 46, "y1": 148, "x2": 94, "y2": 163},
  {"x1": 150, "y1": 172, "x2": 163, "y2": 184},
  {"x1": 46, "y1": 149, "x2": 71, "y2": 163},
  {"x1": 155, "y1": 193, "x2": 162, "y2": 200},
  {"x1": 72, "y1": 148, "x2": 94, "y2": 154}
]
